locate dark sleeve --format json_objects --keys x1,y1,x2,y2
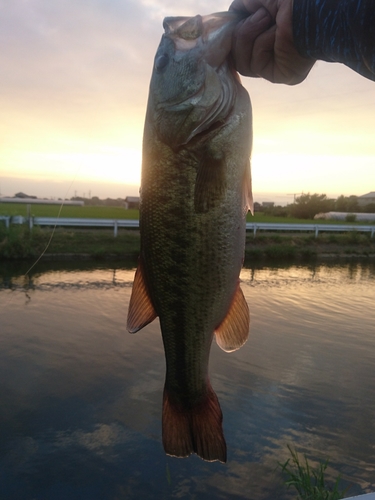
[{"x1": 293, "y1": 0, "x2": 375, "y2": 80}]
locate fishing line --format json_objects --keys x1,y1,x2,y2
[{"x1": 23, "y1": 172, "x2": 80, "y2": 280}]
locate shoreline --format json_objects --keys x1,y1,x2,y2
[{"x1": 1, "y1": 226, "x2": 374, "y2": 262}]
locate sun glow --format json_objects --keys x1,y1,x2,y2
[{"x1": 1, "y1": 147, "x2": 142, "y2": 186}]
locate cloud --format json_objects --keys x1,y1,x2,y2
[
  {"x1": 1, "y1": 1, "x2": 374, "y2": 198},
  {"x1": 55, "y1": 422, "x2": 130, "y2": 453}
]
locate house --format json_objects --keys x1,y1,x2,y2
[
  {"x1": 357, "y1": 192, "x2": 375, "y2": 207},
  {"x1": 14, "y1": 192, "x2": 37, "y2": 199},
  {"x1": 124, "y1": 196, "x2": 140, "y2": 209}
]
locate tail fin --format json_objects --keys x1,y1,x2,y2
[{"x1": 162, "y1": 384, "x2": 227, "y2": 463}]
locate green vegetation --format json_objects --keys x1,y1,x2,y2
[
  {"x1": 1, "y1": 223, "x2": 374, "y2": 261},
  {"x1": 279, "y1": 445, "x2": 348, "y2": 500},
  {"x1": 1, "y1": 203, "x2": 368, "y2": 226},
  {"x1": 246, "y1": 213, "x2": 362, "y2": 225},
  {"x1": 0, "y1": 203, "x2": 139, "y2": 219},
  {"x1": 245, "y1": 231, "x2": 375, "y2": 261},
  {"x1": 1, "y1": 198, "x2": 374, "y2": 261},
  {"x1": 3, "y1": 191, "x2": 374, "y2": 222},
  {"x1": 256, "y1": 192, "x2": 375, "y2": 220},
  {"x1": 0, "y1": 225, "x2": 140, "y2": 260},
  {"x1": 289, "y1": 193, "x2": 335, "y2": 220}
]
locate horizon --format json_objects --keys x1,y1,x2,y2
[{"x1": 0, "y1": 177, "x2": 368, "y2": 208}]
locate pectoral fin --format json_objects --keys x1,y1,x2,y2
[
  {"x1": 243, "y1": 159, "x2": 253, "y2": 215},
  {"x1": 215, "y1": 284, "x2": 250, "y2": 352},
  {"x1": 127, "y1": 261, "x2": 157, "y2": 333}
]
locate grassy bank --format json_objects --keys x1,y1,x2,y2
[
  {"x1": 0, "y1": 203, "x2": 140, "y2": 220},
  {"x1": 0, "y1": 225, "x2": 140, "y2": 260},
  {"x1": 245, "y1": 231, "x2": 375, "y2": 260},
  {"x1": 1, "y1": 224, "x2": 374, "y2": 261}
]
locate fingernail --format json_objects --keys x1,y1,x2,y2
[{"x1": 250, "y1": 7, "x2": 269, "y2": 23}]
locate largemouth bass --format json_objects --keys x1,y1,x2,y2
[{"x1": 127, "y1": 11, "x2": 252, "y2": 463}]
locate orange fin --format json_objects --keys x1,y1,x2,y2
[
  {"x1": 127, "y1": 261, "x2": 157, "y2": 333},
  {"x1": 162, "y1": 385, "x2": 227, "y2": 463},
  {"x1": 243, "y1": 159, "x2": 253, "y2": 215},
  {"x1": 215, "y1": 284, "x2": 250, "y2": 352}
]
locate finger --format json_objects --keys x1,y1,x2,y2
[
  {"x1": 251, "y1": 26, "x2": 314, "y2": 84},
  {"x1": 250, "y1": 25, "x2": 277, "y2": 80},
  {"x1": 232, "y1": 8, "x2": 273, "y2": 76},
  {"x1": 230, "y1": 0, "x2": 278, "y2": 17},
  {"x1": 229, "y1": 0, "x2": 247, "y2": 12}
]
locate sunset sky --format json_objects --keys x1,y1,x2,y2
[{"x1": 1, "y1": 0, "x2": 374, "y2": 204}]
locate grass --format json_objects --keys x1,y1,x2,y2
[
  {"x1": 279, "y1": 445, "x2": 348, "y2": 500},
  {"x1": 0, "y1": 225, "x2": 140, "y2": 260},
  {"x1": 2, "y1": 204, "x2": 372, "y2": 226},
  {"x1": 246, "y1": 213, "x2": 370, "y2": 225},
  {"x1": 0, "y1": 203, "x2": 139, "y2": 219},
  {"x1": 244, "y1": 230, "x2": 375, "y2": 261},
  {"x1": 1, "y1": 224, "x2": 374, "y2": 261}
]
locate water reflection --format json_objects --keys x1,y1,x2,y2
[{"x1": 0, "y1": 261, "x2": 374, "y2": 499}]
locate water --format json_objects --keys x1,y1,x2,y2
[{"x1": 0, "y1": 260, "x2": 374, "y2": 499}]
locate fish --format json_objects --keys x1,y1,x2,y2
[{"x1": 127, "y1": 11, "x2": 253, "y2": 463}]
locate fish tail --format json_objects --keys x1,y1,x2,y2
[{"x1": 162, "y1": 384, "x2": 227, "y2": 463}]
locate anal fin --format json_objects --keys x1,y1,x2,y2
[
  {"x1": 215, "y1": 284, "x2": 250, "y2": 352},
  {"x1": 127, "y1": 260, "x2": 157, "y2": 333}
]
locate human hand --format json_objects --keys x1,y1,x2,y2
[{"x1": 230, "y1": 0, "x2": 315, "y2": 84}]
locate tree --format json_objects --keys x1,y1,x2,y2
[
  {"x1": 334, "y1": 195, "x2": 359, "y2": 212},
  {"x1": 290, "y1": 193, "x2": 335, "y2": 219},
  {"x1": 364, "y1": 203, "x2": 375, "y2": 213}
]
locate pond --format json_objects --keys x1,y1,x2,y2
[{"x1": 0, "y1": 259, "x2": 374, "y2": 499}]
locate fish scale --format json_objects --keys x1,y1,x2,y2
[{"x1": 127, "y1": 11, "x2": 252, "y2": 462}]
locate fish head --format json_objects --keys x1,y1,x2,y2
[{"x1": 148, "y1": 12, "x2": 244, "y2": 150}]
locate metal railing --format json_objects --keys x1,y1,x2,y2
[
  {"x1": 246, "y1": 222, "x2": 375, "y2": 238},
  {"x1": 0, "y1": 216, "x2": 10, "y2": 228},
  {"x1": 30, "y1": 217, "x2": 139, "y2": 237},
  {"x1": 2, "y1": 216, "x2": 374, "y2": 238}
]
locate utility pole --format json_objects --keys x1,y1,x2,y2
[{"x1": 287, "y1": 192, "x2": 303, "y2": 203}]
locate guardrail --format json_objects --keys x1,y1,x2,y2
[
  {"x1": 0, "y1": 216, "x2": 10, "y2": 228},
  {"x1": 2, "y1": 216, "x2": 374, "y2": 238},
  {"x1": 246, "y1": 222, "x2": 375, "y2": 238},
  {"x1": 30, "y1": 217, "x2": 139, "y2": 237}
]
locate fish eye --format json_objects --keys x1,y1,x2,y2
[{"x1": 155, "y1": 54, "x2": 169, "y2": 71}]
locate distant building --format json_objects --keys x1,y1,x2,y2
[
  {"x1": 14, "y1": 192, "x2": 37, "y2": 199},
  {"x1": 315, "y1": 211, "x2": 375, "y2": 222},
  {"x1": 357, "y1": 192, "x2": 375, "y2": 207},
  {"x1": 262, "y1": 201, "x2": 274, "y2": 208},
  {"x1": 124, "y1": 196, "x2": 140, "y2": 209}
]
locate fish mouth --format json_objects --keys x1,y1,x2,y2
[{"x1": 164, "y1": 11, "x2": 246, "y2": 64}]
